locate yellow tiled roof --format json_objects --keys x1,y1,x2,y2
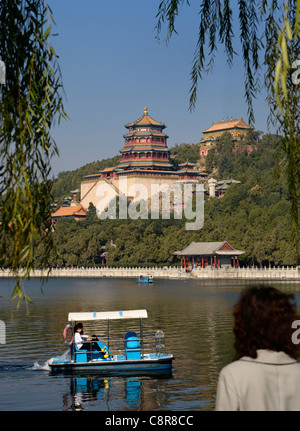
[
  {"x1": 202, "y1": 118, "x2": 251, "y2": 133},
  {"x1": 52, "y1": 205, "x2": 87, "y2": 218},
  {"x1": 125, "y1": 108, "x2": 165, "y2": 128}
]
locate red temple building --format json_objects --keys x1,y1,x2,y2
[
  {"x1": 199, "y1": 117, "x2": 252, "y2": 157},
  {"x1": 174, "y1": 241, "x2": 245, "y2": 268},
  {"x1": 176, "y1": 161, "x2": 199, "y2": 182},
  {"x1": 117, "y1": 107, "x2": 174, "y2": 173}
]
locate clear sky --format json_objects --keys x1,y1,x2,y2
[{"x1": 48, "y1": 0, "x2": 271, "y2": 177}]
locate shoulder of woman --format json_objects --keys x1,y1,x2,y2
[{"x1": 219, "y1": 359, "x2": 249, "y2": 376}]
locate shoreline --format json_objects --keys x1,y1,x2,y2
[{"x1": 0, "y1": 266, "x2": 299, "y2": 280}]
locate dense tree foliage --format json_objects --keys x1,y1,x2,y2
[
  {"x1": 34, "y1": 134, "x2": 297, "y2": 268},
  {"x1": 170, "y1": 142, "x2": 200, "y2": 167},
  {"x1": 0, "y1": 0, "x2": 67, "y2": 307}
]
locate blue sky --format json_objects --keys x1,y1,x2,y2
[{"x1": 49, "y1": 0, "x2": 271, "y2": 177}]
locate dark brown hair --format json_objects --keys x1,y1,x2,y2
[
  {"x1": 233, "y1": 285, "x2": 300, "y2": 360},
  {"x1": 74, "y1": 323, "x2": 83, "y2": 333}
]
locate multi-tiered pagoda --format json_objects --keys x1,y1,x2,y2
[
  {"x1": 80, "y1": 108, "x2": 205, "y2": 210},
  {"x1": 116, "y1": 107, "x2": 174, "y2": 173}
]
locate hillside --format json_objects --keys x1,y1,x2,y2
[
  {"x1": 51, "y1": 155, "x2": 121, "y2": 204},
  {"x1": 41, "y1": 134, "x2": 297, "y2": 268}
]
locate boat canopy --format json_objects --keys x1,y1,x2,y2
[{"x1": 68, "y1": 309, "x2": 148, "y2": 322}]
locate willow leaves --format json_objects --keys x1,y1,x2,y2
[
  {"x1": 156, "y1": 0, "x2": 300, "y2": 258},
  {"x1": 0, "y1": 0, "x2": 67, "y2": 308}
]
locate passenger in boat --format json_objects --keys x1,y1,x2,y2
[
  {"x1": 215, "y1": 285, "x2": 300, "y2": 411},
  {"x1": 74, "y1": 323, "x2": 102, "y2": 352}
]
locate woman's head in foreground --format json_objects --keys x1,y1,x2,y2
[{"x1": 233, "y1": 285, "x2": 299, "y2": 360}]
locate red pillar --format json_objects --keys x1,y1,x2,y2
[
  {"x1": 237, "y1": 257, "x2": 239, "y2": 268},
  {"x1": 210, "y1": 257, "x2": 213, "y2": 266},
  {"x1": 233, "y1": 257, "x2": 235, "y2": 267},
  {"x1": 202, "y1": 257, "x2": 204, "y2": 267},
  {"x1": 184, "y1": 257, "x2": 186, "y2": 268}
]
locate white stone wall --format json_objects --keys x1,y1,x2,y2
[
  {"x1": 80, "y1": 174, "x2": 181, "y2": 211},
  {"x1": 1, "y1": 266, "x2": 299, "y2": 280}
]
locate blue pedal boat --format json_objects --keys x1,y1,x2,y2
[
  {"x1": 49, "y1": 309, "x2": 174, "y2": 374},
  {"x1": 137, "y1": 274, "x2": 154, "y2": 284}
]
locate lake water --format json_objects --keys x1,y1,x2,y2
[{"x1": 0, "y1": 277, "x2": 299, "y2": 411}]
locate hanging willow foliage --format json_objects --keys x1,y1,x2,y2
[
  {"x1": 156, "y1": 0, "x2": 300, "y2": 259},
  {"x1": 265, "y1": 1, "x2": 300, "y2": 256},
  {"x1": 0, "y1": 0, "x2": 67, "y2": 309}
]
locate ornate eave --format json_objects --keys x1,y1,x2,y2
[
  {"x1": 120, "y1": 146, "x2": 171, "y2": 153},
  {"x1": 117, "y1": 160, "x2": 174, "y2": 168},
  {"x1": 123, "y1": 131, "x2": 169, "y2": 139},
  {"x1": 124, "y1": 107, "x2": 166, "y2": 129}
]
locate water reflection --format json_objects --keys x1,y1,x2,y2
[
  {"x1": 62, "y1": 373, "x2": 172, "y2": 411},
  {"x1": 63, "y1": 376, "x2": 110, "y2": 411}
]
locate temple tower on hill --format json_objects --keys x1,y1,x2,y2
[
  {"x1": 80, "y1": 108, "x2": 205, "y2": 211},
  {"x1": 117, "y1": 107, "x2": 174, "y2": 172}
]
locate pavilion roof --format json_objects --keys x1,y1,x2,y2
[
  {"x1": 84, "y1": 173, "x2": 102, "y2": 178},
  {"x1": 117, "y1": 161, "x2": 174, "y2": 169},
  {"x1": 120, "y1": 146, "x2": 170, "y2": 153},
  {"x1": 117, "y1": 168, "x2": 178, "y2": 176},
  {"x1": 124, "y1": 131, "x2": 168, "y2": 138},
  {"x1": 178, "y1": 161, "x2": 196, "y2": 167},
  {"x1": 202, "y1": 118, "x2": 251, "y2": 134},
  {"x1": 125, "y1": 108, "x2": 166, "y2": 129},
  {"x1": 99, "y1": 167, "x2": 116, "y2": 172},
  {"x1": 174, "y1": 241, "x2": 245, "y2": 256},
  {"x1": 215, "y1": 179, "x2": 241, "y2": 190},
  {"x1": 51, "y1": 205, "x2": 87, "y2": 218}
]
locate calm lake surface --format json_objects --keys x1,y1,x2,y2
[{"x1": 0, "y1": 277, "x2": 299, "y2": 411}]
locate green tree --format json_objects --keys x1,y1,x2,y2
[
  {"x1": 215, "y1": 133, "x2": 235, "y2": 177},
  {"x1": 84, "y1": 202, "x2": 97, "y2": 225},
  {"x1": 170, "y1": 142, "x2": 200, "y2": 167},
  {"x1": 156, "y1": 0, "x2": 300, "y2": 257},
  {"x1": 205, "y1": 149, "x2": 216, "y2": 174},
  {"x1": 0, "y1": 0, "x2": 67, "y2": 308}
]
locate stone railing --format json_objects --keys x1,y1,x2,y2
[
  {"x1": 0, "y1": 265, "x2": 299, "y2": 280},
  {"x1": 190, "y1": 265, "x2": 300, "y2": 279}
]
